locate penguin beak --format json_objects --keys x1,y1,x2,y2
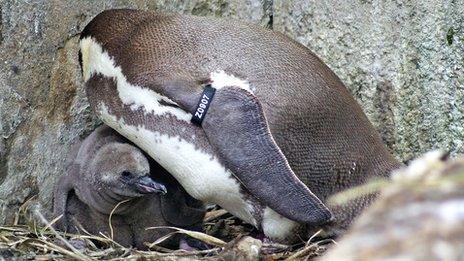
[{"x1": 134, "y1": 175, "x2": 167, "y2": 194}]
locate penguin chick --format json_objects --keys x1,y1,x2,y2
[{"x1": 53, "y1": 125, "x2": 205, "y2": 249}]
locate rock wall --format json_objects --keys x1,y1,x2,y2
[
  {"x1": 0, "y1": 0, "x2": 462, "y2": 222},
  {"x1": 274, "y1": 0, "x2": 464, "y2": 162}
]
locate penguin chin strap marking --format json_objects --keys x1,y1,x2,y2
[{"x1": 191, "y1": 84, "x2": 216, "y2": 125}]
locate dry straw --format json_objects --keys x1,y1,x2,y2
[{"x1": 0, "y1": 200, "x2": 333, "y2": 260}]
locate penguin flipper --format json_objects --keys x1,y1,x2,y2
[
  {"x1": 201, "y1": 86, "x2": 332, "y2": 225},
  {"x1": 52, "y1": 165, "x2": 78, "y2": 231},
  {"x1": 53, "y1": 140, "x2": 83, "y2": 230}
]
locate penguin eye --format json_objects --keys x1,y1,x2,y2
[{"x1": 121, "y1": 171, "x2": 132, "y2": 179}]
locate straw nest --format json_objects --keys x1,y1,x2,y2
[{"x1": 0, "y1": 198, "x2": 334, "y2": 260}]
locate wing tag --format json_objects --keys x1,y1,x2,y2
[{"x1": 191, "y1": 84, "x2": 216, "y2": 125}]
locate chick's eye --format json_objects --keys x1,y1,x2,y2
[{"x1": 121, "y1": 171, "x2": 132, "y2": 178}]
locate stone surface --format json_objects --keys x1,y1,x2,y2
[
  {"x1": 274, "y1": 0, "x2": 464, "y2": 161},
  {"x1": 0, "y1": 0, "x2": 462, "y2": 224},
  {"x1": 321, "y1": 151, "x2": 464, "y2": 260}
]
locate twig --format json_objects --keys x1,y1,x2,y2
[
  {"x1": 306, "y1": 229, "x2": 322, "y2": 246},
  {"x1": 108, "y1": 199, "x2": 132, "y2": 240},
  {"x1": 204, "y1": 209, "x2": 229, "y2": 222},
  {"x1": 42, "y1": 214, "x2": 63, "y2": 232},
  {"x1": 99, "y1": 232, "x2": 126, "y2": 249},
  {"x1": 284, "y1": 243, "x2": 318, "y2": 260},
  {"x1": 147, "y1": 226, "x2": 226, "y2": 247},
  {"x1": 27, "y1": 239, "x2": 88, "y2": 261},
  {"x1": 33, "y1": 208, "x2": 91, "y2": 261},
  {"x1": 14, "y1": 195, "x2": 37, "y2": 226}
]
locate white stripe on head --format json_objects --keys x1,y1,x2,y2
[{"x1": 79, "y1": 37, "x2": 191, "y2": 122}]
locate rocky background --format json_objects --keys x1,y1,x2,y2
[{"x1": 0, "y1": 0, "x2": 462, "y2": 225}]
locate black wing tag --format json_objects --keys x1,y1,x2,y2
[{"x1": 191, "y1": 84, "x2": 216, "y2": 125}]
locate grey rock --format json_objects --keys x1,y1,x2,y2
[
  {"x1": 0, "y1": 78, "x2": 28, "y2": 140},
  {"x1": 321, "y1": 151, "x2": 464, "y2": 260},
  {"x1": 274, "y1": 0, "x2": 464, "y2": 161}
]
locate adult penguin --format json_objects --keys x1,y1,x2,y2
[{"x1": 79, "y1": 9, "x2": 401, "y2": 242}]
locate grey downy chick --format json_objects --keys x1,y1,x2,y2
[{"x1": 53, "y1": 125, "x2": 205, "y2": 249}]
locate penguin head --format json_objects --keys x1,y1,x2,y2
[{"x1": 89, "y1": 142, "x2": 167, "y2": 197}]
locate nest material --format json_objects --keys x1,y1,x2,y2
[{"x1": 0, "y1": 202, "x2": 333, "y2": 260}]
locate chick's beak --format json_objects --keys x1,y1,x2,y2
[{"x1": 134, "y1": 175, "x2": 167, "y2": 194}]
